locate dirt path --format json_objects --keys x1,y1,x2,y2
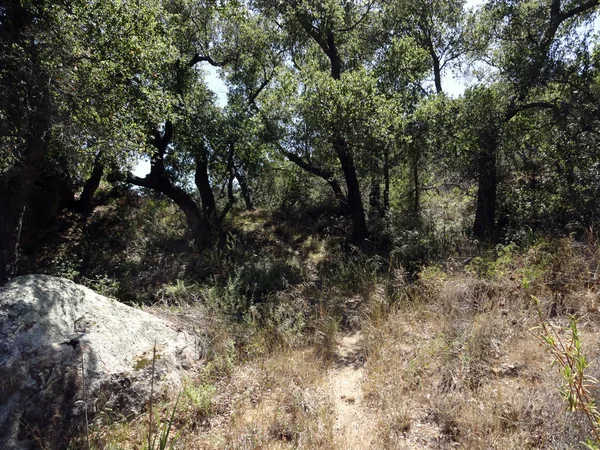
[{"x1": 327, "y1": 332, "x2": 377, "y2": 449}]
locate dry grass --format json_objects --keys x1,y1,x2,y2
[
  {"x1": 362, "y1": 243, "x2": 600, "y2": 449},
  {"x1": 89, "y1": 238, "x2": 600, "y2": 449},
  {"x1": 90, "y1": 348, "x2": 337, "y2": 449},
  {"x1": 184, "y1": 348, "x2": 337, "y2": 449}
]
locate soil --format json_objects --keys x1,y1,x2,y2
[{"x1": 327, "y1": 332, "x2": 377, "y2": 449}]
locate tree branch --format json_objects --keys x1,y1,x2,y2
[
  {"x1": 188, "y1": 54, "x2": 224, "y2": 67},
  {"x1": 560, "y1": 0, "x2": 599, "y2": 21},
  {"x1": 506, "y1": 100, "x2": 563, "y2": 121},
  {"x1": 334, "y1": 1, "x2": 375, "y2": 33}
]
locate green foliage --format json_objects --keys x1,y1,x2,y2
[
  {"x1": 532, "y1": 291, "x2": 600, "y2": 448},
  {"x1": 144, "y1": 393, "x2": 180, "y2": 450},
  {"x1": 183, "y1": 382, "x2": 216, "y2": 419},
  {"x1": 158, "y1": 280, "x2": 202, "y2": 304},
  {"x1": 464, "y1": 242, "x2": 548, "y2": 283},
  {"x1": 208, "y1": 234, "x2": 303, "y2": 318},
  {"x1": 1, "y1": 0, "x2": 179, "y2": 184},
  {"x1": 6, "y1": 0, "x2": 600, "y2": 446}
]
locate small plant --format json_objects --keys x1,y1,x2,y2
[
  {"x1": 314, "y1": 313, "x2": 339, "y2": 360},
  {"x1": 203, "y1": 339, "x2": 236, "y2": 380},
  {"x1": 144, "y1": 393, "x2": 180, "y2": 450},
  {"x1": 184, "y1": 382, "x2": 216, "y2": 418},
  {"x1": 158, "y1": 279, "x2": 201, "y2": 304},
  {"x1": 145, "y1": 343, "x2": 180, "y2": 450},
  {"x1": 84, "y1": 274, "x2": 120, "y2": 298},
  {"x1": 50, "y1": 255, "x2": 82, "y2": 280},
  {"x1": 530, "y1": 285, "x2": 600, "y2": 448}
]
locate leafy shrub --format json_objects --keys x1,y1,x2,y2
[
  {"x1": 318, "y1": 251, "x2": 386, "y2": 294},
  {"x1": 183, "y1": 382, "x2": 216, "y2": 419},
  {"x1": 209, "y1": 254, "x2": 303, "y2": 319},
  {"x1": 158, "y1": 280, "x2": 202, "y2": 304}
]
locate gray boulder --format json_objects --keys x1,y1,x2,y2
[{"x1": 0, "y1": 275, "x2": 200, "y2": 450}]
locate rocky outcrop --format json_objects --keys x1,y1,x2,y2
[{"x1": 0, "y1": 275, "x2": 200, "y2": 450}]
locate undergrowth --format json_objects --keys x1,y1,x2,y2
[{"x1": 26, "y1": 191, "x2": 600, "y2": 449}]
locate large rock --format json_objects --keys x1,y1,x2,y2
[{"x1": 0, "y1": 275, "x2": 200, "y2": 450}]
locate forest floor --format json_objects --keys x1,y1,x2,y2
[
  {"x1": 92, "y1": 293, "x2": 600, "y2": 450},
  {"x1": 58, "y1": 203, "x2": 600, "y2": 449},
  {"x1": 90, "y1": 272, "x2": 600, "y2": 449}
]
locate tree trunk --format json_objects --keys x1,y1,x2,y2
[
  {"x1": 0, "y1": 82, "x2": 51, "y2": 284},
  {"x1": 234, "y1": 166, "x2": 254, "y2": 211},
  {"x1": 218, "y1": 143, "x2": 236, "y2": 221},
  {"x1": 335, "y1": 138, "x2": 369, "y2": 241},
  {"x1": 432, "y1": 52, "x2": 443, "y2": 94},
  {"x1": 473, "y1": 136, "x2": 498, "y2": 240},
  {"x1": 126, "y1": 122, "x2": 209, "y2": 247},
  {"x1": 294, "y1": 19, "x2": 369, "y2": 238},
  {"x1": 127, "y1": 171, "x2": 208, "y2": 245},
  {"x1": 383, "y1": 147, "x2": 390, "y2": 212},
  {"x1": 281, "y1": 147, "x2": 348, "y2": 213},
  {"x1": 413, "y1": 154, "x2": 420, "y2": 214},
  {"x1": 195, "y1": 156, "x2": 217, "y2": 219},
  {"x1": 327, "y1": 34, "x2": 368, "y2": 239},
  {"x1": 0, "y1": 181, "x2": 31, "y2": 284},
  {"x1": 76, "y1": 150, "x2": 104, "y2": 215}
]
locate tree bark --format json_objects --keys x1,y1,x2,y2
[
  {"x1": 194, "y1": 154, "x2": 217, "y2": 220},
  {"x1": 0, "y1": 82, "x2": 51, "y2": 284},
  {"x1": 126, "y1": 122, "x2": 209, "y2": 246},
  {"x1": 432, "y1": 52, "x2": 443, "y2": 94},
  {"x1": 234, "y1": 165, "x2": 254, "y2": 211},
  {"x1": 76, "y1": 150, "x2": 104, "y2": 215},
  {"x1": 335, "y1": 138, "x2": 369, "y2": 240},
  {"x1": 473, "y1": 134, "x2": 498, "y2": 240}
]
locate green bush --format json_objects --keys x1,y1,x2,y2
[
  {"x1": 183, "y1": 382, "x2": 216, "y2": 419},
  {"x1": 208, "y1": 253, "x2": 302, "y2": 318}
]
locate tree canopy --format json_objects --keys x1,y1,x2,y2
[{"x1": 1, "y1": 0, "x2": 599, "y2": 281}]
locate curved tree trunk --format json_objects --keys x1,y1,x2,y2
[
  {"x1": 280, "y1": 147, "x2": 348, "y2": 213},
  {"x1": 76, "y1": 150, "x2": 104, "y2": 215},
  {"x1": 126, "y1": 122, "x2": 209, "y2": 247},
  {"x1": 127, "y1": 171, "x2": 208, "y2": 246}
]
